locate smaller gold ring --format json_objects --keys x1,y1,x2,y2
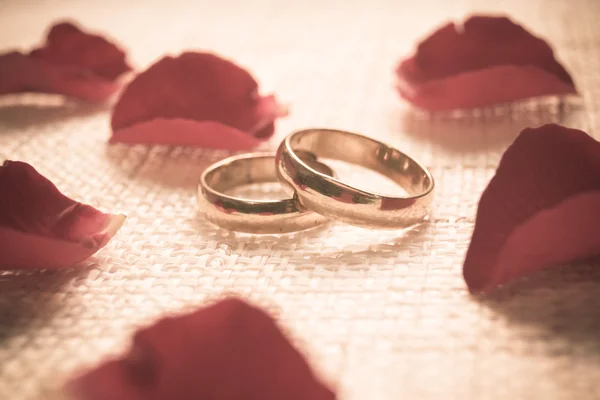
[
  {"x1": 197, "y1": 152, "x2": 334, "y2": 234},
  {"x1": 275, "y1": 128, "x2": 434, "y2": 229}
]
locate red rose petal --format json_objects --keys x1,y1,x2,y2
[
  {"x1": 29, "y1": 21, "x2": 131, "y2": 81},
  {"x1": 109, "y1": 119, "x2": 263, "y2": 150},
  {"x1": 0, "y1": 52, "x2": 121, "y2": 103},
  {"x1": 397, "y1": 63, "x2": 576, "y2": 112},
  {"x1": 0, "y1": 161, "x2": 126, "y2": 269},
  {"x1": 395, "y1": 15, "x2": 577, "y2": 111},
  {"x1": 463, "y1": 124, "x2": 600, "y2": 293},
  {"x1": 65, "y1": 297, "x2": 336, "y2": 400},
  {"x1": 110, "y1": 52, "x2": 286, "y2": 149},
  {"x1": 0, "y1": 21, "x2": 130, "y2": 103}
]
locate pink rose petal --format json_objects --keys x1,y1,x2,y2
[
  {"x1": 110, "y1": 52, "x2": 287, "y2": 149},
  {"x1": 65, "y1": 297, "x2": 336, "y2": 400},
  {"x1": 0, "y1": 21, "x2": 130, "y2": 103},
  {"x1": 463, "y1": 124, "x2": 600, "y2": 293},
  {"x1": 395, "y1": 15, "x2": 577, "y2": 111},
  {"x1": 0, "y1": 161, "x2": 125, "y2": 269}
]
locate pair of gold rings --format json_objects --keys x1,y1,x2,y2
[{"x1": 197, "y1": 128, "x2": 435, "y2": 234}]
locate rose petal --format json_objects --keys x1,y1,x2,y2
[
  {"x1": 29, "y1": 21, "x2": 131, "y2": 81},
  {"x1": 463, "y1": 124, "x2": 600, "y2": 293},
  {"x1": 396, "y1": 15, "x2": 577, "y2": 111},
  {"x1": 109, "y1": 120, "x2": 262, "y2": 150},
  {"x1": 397, "y1": 63, "x2": 576, "y2": 112},
  {"x1": 0, "y1": 52, "x2": 121, "y2": 103},
  {"x1": 65, "y1": 297, "x2": 336, "y2": 400},
  {"x1": 0, "y1": 161, "x2": 126, "y2": 269},
  {"x1": 0, "y1": 21, "x2": 130, "y2": 103},
  {"x1": 110, "y1": 52, "x2": 286, "y2": 149},
  {"x1": 403, "y1": 16, "x2": 574, "y2": 84}
]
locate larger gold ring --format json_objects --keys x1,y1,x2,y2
[
  {"x1": 197, "y1": 152, "x2": 334, "y2": 234},
  {"x1": 275, "y1": 128, "x2": 434, "y2": 229}
]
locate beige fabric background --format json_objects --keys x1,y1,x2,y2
[{"x1": 1, "y1": 0, "x2": 600, "y2": 399}]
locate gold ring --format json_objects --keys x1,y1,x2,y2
[
  {"x1": 275, "y1": 128, "x2": 434, "y2": 229},
  {"x1": 197, "y1": 152, "x2": 334, "y2": 234}
]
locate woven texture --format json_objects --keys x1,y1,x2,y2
[{"x1": 1, "y1": 0, "x2": 600, "y2": 399}]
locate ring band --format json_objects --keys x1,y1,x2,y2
[
  {"x1": 197, "y1": 152, "x2": 334, "y2": 234},
  {"x1": 275, "y1": 128, "x2": 434, "y2": 229}
]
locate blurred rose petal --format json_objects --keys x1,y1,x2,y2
[
  {"x1": 463, "y1": 124, "x2": 600, "y2": 293},
  {"x1": 0, "y1": 52, "x2": 121, "y2": 103},
  {"x1": 396, "y1": 15, "x2": 577, "y2": 111},
  {"x1": 0, "y1": 161, "x2": 126, "y2": 269},
  {"x1": 110, "y1": 52, "x2": 287, "y2": 149},
  {"x1": 0, "y1": 21, "x2": 130, "y2": 103},
  {"x1": 29, "y1": 21, "x2": 132, "y2": 81},
  {"x1": 66, "y1": 297, "x2": 336, "y2": 400}
]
